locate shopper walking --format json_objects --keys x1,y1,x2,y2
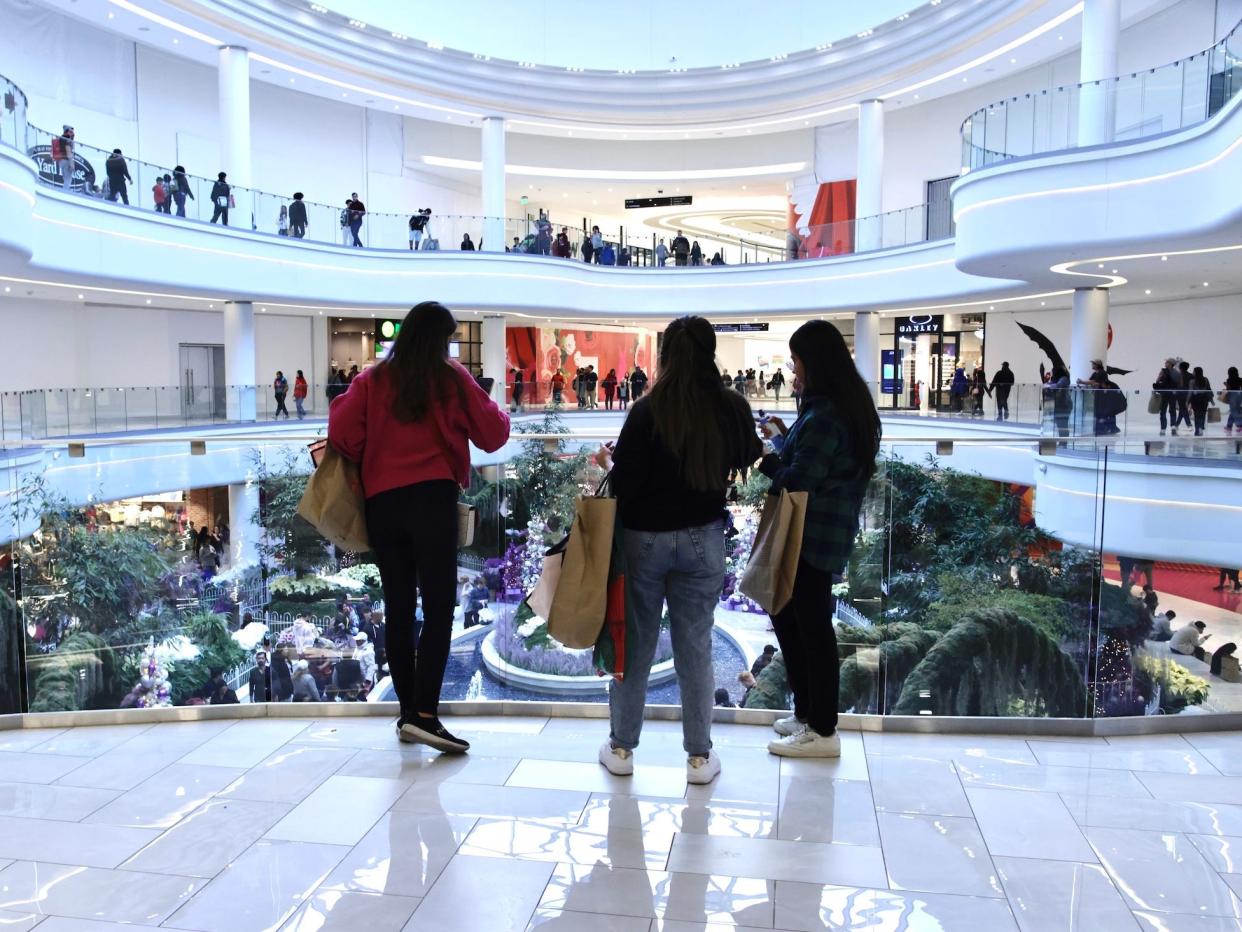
[
  {"x1": 408, "y1": 209, "x2": 430, "y2": 250},
  {"x1": 630, "y1": 365, "x2": 649, "y2": 400},
  {"x1": 210, "y1": 173, "x2": 231, "y2": 225},
  {"x1": 293, "y1": 370, "x2": 308, "y2": 419},
  {"x1": 655, "y1": 240, "x2": 668, "y2": 267},
  {"x1": 1223, "y1": 366, "x2": 1242, "y2": 433},
  {"x1": 690, "y1": 241, "x2": 703, "y2": 266},
  {"x1": 597, "y1": 315, "x2": 762, "y2": 784},
  {"x1": 328, "y1": 301, "x2": 510, "y2": 752},
  {"x1": 511, "y1": 368, "x2": 524, "y2": 412},
  {"x1": 53, "y1": 125, "x2": 75, "y2": 192},
  {"x1": 617, "y1": 371, "x2": 630, "y2": 410},
  {"x1": 347, "y1": 193, "x2": 366, "y2": 247},
  {"x1": 554, "y1": 227, "x2": 572, "y2": 258},
  {"x1": 602, "y1": 368, "x2": 618, "y2": 410},
  {"x1": 172, "y1": 166, "x2": 193, "y2": 216},
  {"x1": 770, "y1": 368, "x2": 785, "y2": 405},
  {"x1": 671, "y1": 230, "x2": 691, "y2": 266},
  {"x1": 152, "y1": 176, "x2": 168, "y2": 213},
  {"x1": 1188, "y1": 365, "x2": 1213, "y2": 436},
  {"x1": 273, "y1": 371, "x2": 290, "y2": 419},
  {"x1": 758, "y1": 320, "x2": 881, "y2": 757},
  {"x1": 1153, "y1": 357, "x2": 1179, "y2": 435},
  {"x1": 990, "y1": 361, "x2": 1014, "y2": 420},
  {"x1": 1175, "y1": 360, "x2": 1194, "y2": 432},
  {"x1": 105, "y1": 149, "x2": 133, "y2": 205},
  {"x1": 584, "y1": 365, "x2": 599, "y2": 409},
  {"x1": 460, "y1": 233, "x2": 475, "y2": 251},
  {"x1": 289, "y1": 193, "x2": 308, "y2": 238},
  {"x1": 277, "y1": 204, "x2": 290, "y2": 236}
]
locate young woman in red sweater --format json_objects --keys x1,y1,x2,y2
[{"x1": 328, "y1": 301, "x2": 510, "y2": 752}]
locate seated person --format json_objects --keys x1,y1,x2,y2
[
  {"x1": 1151, "y1": 610, "x2": 1175, "y2": 642},
  {"x1": 1170, "y1": 620, "x2": 1210, "y2": 656},
  {"x1": 714, "y1": 688, "x2": 736, "y2": 708},
  {"x1": 1210, "y1": 642, "x2": 1238, "y2": 677}
]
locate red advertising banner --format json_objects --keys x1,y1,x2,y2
[{"x1": 505, "y1": 326, "x2": 655, "y2": 404}]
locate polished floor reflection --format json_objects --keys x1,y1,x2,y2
[{"x1": 1, "y1": 716, "x2": 1242, "y2": 930}]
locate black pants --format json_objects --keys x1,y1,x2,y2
[
  {"x1": 274, "y1": 394, "x2": 289, "y2": 417},
  {"x1": 604, "y1": 388, "x2": 615, "y2": 409},
  {"x1": 211, "y1": 205, "x2": 229, "y2": 225},
  {"x1": 1159, "y1": 394, "x2": 1177, "y2": 430},
  {"x1": 109, "y1": 180, "x2": 129, "y2": 205},
  {"x1": 291, "y1": 222, "x2": 305, "y2": 238},
  {"x1": 769, "y1": 560, "x2": 838, "y2": 735},
  {"x1": 350, "y1": 221, "x2": 363, "y2": 247},
  {"x1": 1191, "y1": 401, "x2": 1208, "y2": 433},
  {"x1": 366, "y1": 480, "x2": 459, "y2": 718},
  {"x1": 994, "y1": 386, "x2": 1010, "y2": 419}
]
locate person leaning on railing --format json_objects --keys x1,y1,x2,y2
[{"x1": 327, "y1": 301, "x2": 509, "y2": 754}]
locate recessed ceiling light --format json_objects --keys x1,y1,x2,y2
[
  {"x1": 1203, "y1": 282, "x2": 1209, "y2": 287},
  {"x1": 107, "y1": 10, "x2": 114, "y2": 17},
  {"x1": 1145, "y1": 289, "x2": 1152, "y2": 295},
  {"x1": 77, "y1": 293, "x2": 84, "y2": 299},
  {"x1": 146, "y1": 298, "x2": 152, "y2": 304},
  {"x1": 1098, "y1": 264, "x2": 1104, "y2": 268},
  {"x1": 1010, "y1": 58, "x2": 1017, "y2": 64},
  {"x1": 172, "y1": 38, "x2": 179, "y2": 44},
  {"x1": 1161, "y1": 255, "x2": 1167, "y2": 261},
  {"x1": 1111, "y1": 269, "x2": 1118, "y2": 273},
  {"x1": 3, "y1": 286, "x2": 9, "y2": 293},
  {"x1": 1040, "y1": 301, "x2": 1045, "y2": 306}
]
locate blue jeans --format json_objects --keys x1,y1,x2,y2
[{"x1": 609, "y1": 520, "x2": 725, "y2": 757}]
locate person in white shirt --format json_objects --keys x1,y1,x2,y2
[
  {"x1": 353, "y1": 632, "x2": 377, "y2": 685},
  {"x1": 1170, "y1": 620, "x2": 1210, "y2": 655}
]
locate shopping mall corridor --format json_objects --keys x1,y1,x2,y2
[{"x1": 2, "y1": 713, "x2": 1241, "y2": 930}]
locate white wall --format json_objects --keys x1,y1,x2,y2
[
  {"x1": 0, "y1": 299, "x2": 314, "y2": 391},
  {"x1": 985, "y1": 292, "x2": 1242, "y2": 392}
]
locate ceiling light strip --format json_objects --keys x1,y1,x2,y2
[
  {"x1": 421, "y1": 156, "x2": 807, "y2": 180},
  {"x1": 107, "y1": 0, "x2": 224, "y2": 45}
]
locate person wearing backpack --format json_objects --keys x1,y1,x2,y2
[
  {"x1": 53, "y1": 125, "x2": 75, "y2": 191},
  {"x1": 671, "y1": 230, "x2": 691, "y2": 266},
  {"x1": 172, "y1": 166, "x2": 194, "y2": 216},
  {"x1": 409, "y1": 209, "x2": 429, "y2": 250},
  {"x1": 289, "y1": 193, "x2": 308, "y2": 238},
  {"x1": 273, "y1": 371, "x2": 290, "y2": 419},
  {"x1": 210, "y1": 172, "x2": 231, "y2": 225}
]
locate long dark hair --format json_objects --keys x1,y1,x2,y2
[
  {"x1": 789, "y1": 320, "x2": 882, "y2": 476},
  {"x1": 647, "y1": 315, "x2": 737, "y2": 491},
  {"x1": 384, "y1": 301, "x2": 461, "y2": 422}
]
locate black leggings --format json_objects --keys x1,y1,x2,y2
[
  {"x1": 366, "y1": 480, "x2": 459, "y2": 718},
  {"x1": 769, "y1": 560, "x2": 838, "y2": 735}
]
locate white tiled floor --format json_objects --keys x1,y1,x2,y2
[{"x1": 6, "y1": 716, "x2": 1242, "y2": 930}]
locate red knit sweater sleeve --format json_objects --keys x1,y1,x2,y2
[
  {"x1": 454, "y1": 363, "x2": 510, "y2": 453},
  {"x1": 327, "y1": 374, "x2": 369, "y2": 463}
]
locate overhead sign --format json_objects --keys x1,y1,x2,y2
[
  {"x1": 27, "y1": 145, "x2": 96, "y2": 193},
  {"x1": 624, "y1": 195, "x2": 693, "y2": 209},
  {"x1": 895, "y1": 314, "x2": 944, "y2": 336},
  {"x1": 713, "y1": 323, "x2": 770, "y2": 333}
]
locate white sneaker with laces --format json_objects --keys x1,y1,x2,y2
[
  {"x1": 768, "y1": 727, "x2": 841, "y2": 758},
  {"x1": 599, "y1": 740, "x2": 634, "y2": 776},
  {"x1": 687, "y1": 750, "x2": 721, "y2": 785},
  {"x1": 772, "y1": 715, "x2": 806, "y2": 737}
]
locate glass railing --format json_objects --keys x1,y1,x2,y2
[
  {"x1": 3, "y1": 427, "x2": 1240, "y2": 722},
  {"x1": 0, "y1": 71, "x2": 938, "y2": 265},
  {"x1": 961, "y1": 18, "x2": 1242, "y2": 170},
  {"x1": 0, "y1": 73, "x2": 27, "y2": 156}
]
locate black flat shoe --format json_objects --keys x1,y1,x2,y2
[{"x1": 399, "y1": 717, "x2": 470, "y2": 754}]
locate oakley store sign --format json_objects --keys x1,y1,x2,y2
[{"x1": 895, "y1": 314, "x2": 944, "y2": 336}]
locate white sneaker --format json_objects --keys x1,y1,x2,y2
[
  {"x1": 768, "y1": 727, "x2": 842, "y2": 758},
  {"x1": 599, "y1": 740, "x2": 634, "y2": 776},
  {"x1": 773, "y1": 715, "x2": 806, "y2": 737},
  {"x1": 687, "y1": 750, "x2": 721, "y2": 785}
]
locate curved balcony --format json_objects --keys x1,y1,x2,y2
[{"x1": 960, "y1": 20, "x2": 1241, "y2": 171}]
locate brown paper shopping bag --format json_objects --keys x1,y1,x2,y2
[
  {"x1": 545, "y1": 494, "x2": 617, "y2": 649},
  {"x1": 297, "y1": 442, "x2": 370, "y2": 553},
  {"x1": 738, "y1": 489, "x2": 809, "y2": 615}
]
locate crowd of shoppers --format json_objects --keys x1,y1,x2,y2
[{"x1": 1152, "y1": 357, "x2": 1225, "y2": 436}]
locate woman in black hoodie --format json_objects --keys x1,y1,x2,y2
[
  {"x1": 171, "y1": 166, "x2": 194, "y2": 217},
  {"x1": 210, "y1": 172, "x2": 231, "y2": 225}
]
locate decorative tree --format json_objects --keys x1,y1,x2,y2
[
  {"x1": 743, "y1": 652, "x2": 791, "y2": 710},
  {"x1": 128, "y1": 639, "x2": 173, "y2": 708},
  {"x1": 251, "y1": 450, "x2": 330, "y2": 578},
  {"x1": 837, "y1": 622, "x2": 939, "y2": 714},
  {"x1": 892, "y1": 608, "x2": 1087, "y2": 717},
  {"x1": 504, "y1": 410, "x2": 596, "y2": 534}
]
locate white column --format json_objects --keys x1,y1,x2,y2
[
  {"x1": 223, "y1": 301, "x2": 256, "y2": 420},
  {"x1": 218, "y1": 46, "x2": 253, "y2": 228},
  {"x1": 481, "y1": 117, "x2": 506, "y2": 253},
  {"x1": 853, "y1": 311, "x2": 880, "y2": 400},
  {"x1": 1070, "y1": 287, "x2": 1109, "y2": 382},
  {"x1": 855, "y1": 99, "x2": 885, "y2": 252},
  {"x1": 481, "y1": 314, "x2": 507, "y2": 405},
  {"x1": 915, "y1": 333, "x2": 932, "y2": 413},
  {"x1": 228, "y1": 481, "x2": 260, "y2": 568},
  {"x1": 1077, "y1": 0, "x2": 1121, "y2": 146}
]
